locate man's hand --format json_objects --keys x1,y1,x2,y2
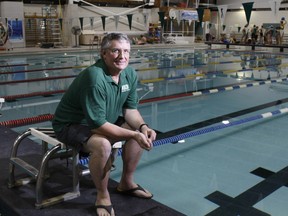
[
  {"x1": 133, "y1": 125, "x2": 157, "y2": 151},
  {"x1": 133, "y1": 130, "x2": 155, "y2": 151},
  {"x1": 141, "y1": 126, "x2": 156, "y2": 145}
]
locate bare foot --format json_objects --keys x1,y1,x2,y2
[{"x1": 95, "y1": 204, "x2": 115, "y2": 216}]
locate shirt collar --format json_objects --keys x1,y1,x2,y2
[{"x1": 96, "y1": 59, "x2": 126, "y2": 83}]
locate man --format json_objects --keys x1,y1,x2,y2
[{"x1": 52, "y1": 33, "x2": 156, "y2": 216}]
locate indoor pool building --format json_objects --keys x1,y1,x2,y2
[{"x1": 1, "y1": 0, "x2": 288, "y2": 216}]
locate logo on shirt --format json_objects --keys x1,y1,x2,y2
[{"x1": 121, "y1": 84, "x2": 130, "y2": 92}]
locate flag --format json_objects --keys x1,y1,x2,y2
[{"x1": 242, "y1": 2, "x2": 254, "y2": 24}]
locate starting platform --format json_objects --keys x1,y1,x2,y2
[{"x1": 7, "y1": 128, "x2": 82, "y2": 209}]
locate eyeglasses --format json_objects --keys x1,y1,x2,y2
[{"x1": 108, "y1": 48, "x2": 130, "y2": 55}]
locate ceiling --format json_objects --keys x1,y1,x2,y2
[
  {"x1": 0, "y1": 0, "x2": 67, "y2": 4},
  {"x1": 20, "y1": 0, "x2": 150, "y2": 7},
  {"x1": 1, "y1": 0, "x2": 218, "y2": 8}
]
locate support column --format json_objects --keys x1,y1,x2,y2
[{"x1": 62, "y1": 3, "x2": 79, "y2": 47}]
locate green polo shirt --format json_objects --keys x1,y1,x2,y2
[{"x1": 52, "y1": 59, "x2": 138, "y2": 133}]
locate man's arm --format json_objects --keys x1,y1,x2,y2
[
  {"x1": 123, "y1": 109, "x2": 146, "y2": 131},
  {"x1": 123, "y1": 109, "x2": 157, "y2": 145},
  {"x1": 91, "y1": 121, "x2": 137, "y2": 141}
]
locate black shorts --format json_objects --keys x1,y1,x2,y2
[{"x1": 54, "y1": 116, "x2": 125, "y2": 153}]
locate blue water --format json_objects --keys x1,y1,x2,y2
[{"x1": 1, "y1": 47, "x2": 288, "y2": 215}]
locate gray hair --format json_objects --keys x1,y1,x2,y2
[{"x1": 100, "y1": 33, "x2": 131, "y2": 51}]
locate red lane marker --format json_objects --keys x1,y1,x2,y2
[{"x1": 0, "y1": 75, "x2": 77, "y2": 85}]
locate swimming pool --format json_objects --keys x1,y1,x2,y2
[{"x1": 1, "y1": 47, "x2": 288, "y2": 215}]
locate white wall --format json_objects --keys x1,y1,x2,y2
[
  {"x1": 23, "y1": 3, "x2": 152, "y2": 33},
  {"x1": 23, "y1": 3, "x2": 158, "y2": 46}
]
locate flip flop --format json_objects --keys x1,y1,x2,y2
[
  {"x1": 116, "y1": 184, "x2": 153, "y2": 199},
  {"x1": 95, "y1": 204, "x2": 113, "y2": 216}
]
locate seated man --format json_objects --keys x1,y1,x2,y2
[{"x1": 52, "y1": 33, "x2": 157, "y2": 216}]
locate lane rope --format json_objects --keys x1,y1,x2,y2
[
  {"x1": 0, "y1": 114, "x2": 53, "y2": 127},
  {"x1": 152, "y1": 107, "x2": 288, "y2": 147},
  {"x1": 191, "y1": 77, "x2": 288, "y2": 96},
  {"x1": 79, "y1": 107, "x2": 288, "y2": 165},
  {"x1": 3, "y1": 76, "x2": 288, "y2": 102}
]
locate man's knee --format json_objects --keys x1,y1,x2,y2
[{"x1": 85, "y1": 136, "x2": 112, "y2": 155}]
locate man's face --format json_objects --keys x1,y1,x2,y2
[{"x1": 102, "y1": 39, "x2": 130, "y2": 74}]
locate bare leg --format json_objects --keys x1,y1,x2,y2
[
  {"x1": 120, "y1": 139, "x2": 142, "y2": 185},
  {"x1": 85, "y1": 135, "x2": 115, "y2": 216},
  {"x1": 117, "y1": 138, "x2": 152, "y2": 198}
]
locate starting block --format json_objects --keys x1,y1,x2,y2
[
  {"x1": 8, "y1": 128, "x2": 82, "y2": 209},
  {"x1": 8, "y1": 127, "x2": 122, "y2": 209}
]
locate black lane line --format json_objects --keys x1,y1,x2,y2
[
  {"x1": 251, "y1": 167, "x2": 276, "y2": 179},
  {"x1": 205, "y1": 191, "x2": 270, "y2": 216},
  {"x1": 205, "y1": 165, "x2": 288, "y2": 216},
  {"x1": 156, "y1": 97, "x2": 288, "y2": 141},
  {"x1": 251, "y1": 167, "x2": 288, "y2": 187}
]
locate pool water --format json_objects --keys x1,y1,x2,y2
[{"x1": 1, "y1": 47, "x2": 288, "y2": 215}]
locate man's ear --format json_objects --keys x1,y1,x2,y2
[{"x1": 101, "y1": 50, "x2": 106, "y2": 59}]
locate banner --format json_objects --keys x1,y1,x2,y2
[
  {"x1": 8, "y1": 19, "x2": 23, "y2": 41},
  {"x1": 101, "y1": 16, "x2": 106, "y2": 31},
  {"x1": 242, "y1": 2, "x2": 254, "y2": 24},
  {"x1": 203, "y1": 9, "x2": 211, "y2": 22},
  {"x1": 127, "y1": 14, "x2": 133, "y2": 30},
  {"x1": 238, "y1": 26, "x2": 241, "y2": 32},
  {"x1": 197, "y1": 8, "x2": 204, "y2": 22},
  {"x1": 217, "y1": 5, "x2": 228, "y2": 26},
  {"x1": 180, "y1": 10, "x2": 198, "y2": 21},
  {"x1": 158, "y1": 11, "x2": 165, "y2": 29},
  {"x1": 79, "y1": 17, "x2": 84, "y2": 30}
]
